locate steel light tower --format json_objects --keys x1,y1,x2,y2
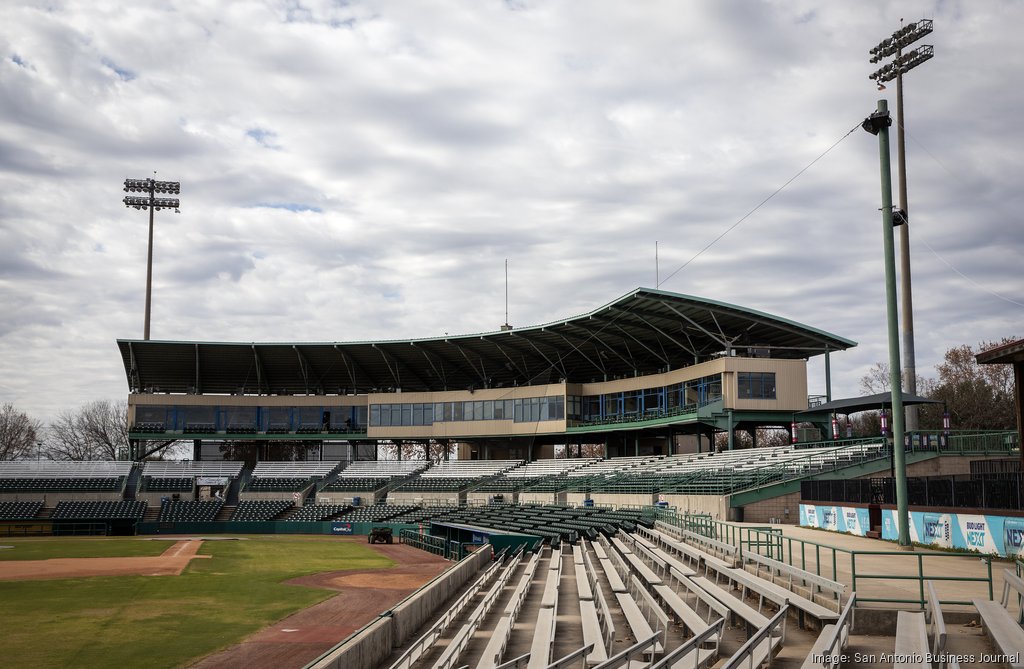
[
  {"x1": 123, "y1": 177, "x2": 180, "y2": 340},
  {"x1": 869, "y1": 19, "x2": 934, "y2": 431},
  {"x1": 863, "y1": 101, "x2": 910, "y2": 548}
]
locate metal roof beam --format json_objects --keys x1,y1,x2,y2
[
  {"x1": 414, "y1": 342, "x2": 483, "y2": 390},
  {"x1": 552, "y1": 331, "x2": 606, "y2": 379},
  {"x1": 332, "y1": 345, "x2": 372, "y2": 392},
  {"x1": 380, "y1": 345, "x2": 434, "y2": 390},
  {"x1": 609, "y1": 306, "x2": 698, "y2": 361},
  {"x1": 371, "y1": 344, "x2": 403, "y2": 390},
  {"x1": 563, "y1": 322, "x2": 633, "y2": 373},
  {"x1": 660, "y1": 302, "x2": 730, "y2": 350},
  {"x1": 511, "y1": 333, "x2": 566, "y2": 382},
  {"x1": 293, "y1": 345, "x2": 313, "y2": 394},
  {"x1": 609, "y1": 322, "x2": 670, "y2": 368},
  {"x1": 127, "y1": 342, "x2": 140, "y2": 392},
  {"x1": 447, "y1": 341, "x2": 489, "y2": 388},
  {"x1": 252, "y1": 345, "x2": 268, "y2": 395},
  {"x1": 410, "y1": 343, "x2": 448, "y2": 390},
  {"x1": 490, "y1": 340, "x2": 532, "y2": 385}
]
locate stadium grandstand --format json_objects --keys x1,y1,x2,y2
[
  {"x1": 1, "y1": 290, "x2": 1020, "y2": 667},
  {"x1": 118, "y1": 287, "x2": 860, "y2": 462}
]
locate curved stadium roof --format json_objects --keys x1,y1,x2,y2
[{"x1": 117, "y1": 287, "x2": 856, "y2": 395}]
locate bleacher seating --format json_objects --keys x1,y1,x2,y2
[
  {"x1": 0, "y1": 500, "x2": 43, "y2": 520},
  {"x1": 0, "y1": 461, "x2": 133, "y2": 492},
  {"x1": 285, "y1": 504, "x2": 351, "y2": 522},
  {"x1": 319, "y1": 460, "x2": 427, "y2": 492},
  {"x1": 336, "y1": 503, "x2": 418, "y2": 523},
  {"x1": 142, "y1": 476, "x2": 193, "y2": 492},
  {"x1": 230, "y1": 499, "x2": 293, "y2": 521},
  {"x1": 477, "y1": 458, "x2": 600, "y2": 492},
  {"x1": 557, "y1": 444, "x2": 886, "y2": 495},
  {"x1": 393, "y1": 460, "x2": 521, "y2": 492},
  {"x1": 0, "y1": 477, "x2": 122, "y2": 491},
  {"x1": 158, "y1": 499, "x2": 223, "y2": 522},
  {"x1": 52, "y1": 500, "x2": 146, "y2": 520},
  {"x1": 246, "y1": 461, "x2": 341, "y2": 492},
  {"x1": 142, "y1": 461, "x2": 244, "y2": 478},
  {"x1": 321, "y1": 477, "x2": 391, "y2": 492}
]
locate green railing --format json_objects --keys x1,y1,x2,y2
[
  {"x1": 674, "y1": 512, "x2": 997, "y2": 608},
  {"x1": 399, "y1": 529, "x2": 447, "y2": 557}
]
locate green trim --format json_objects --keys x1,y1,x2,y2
[
  {"x1": 729, "y1": 451, "x2": 940, "y2": 507},
  {"x1": 566, "y1": 410, "x2": 699, "y2": 433},
  {"x1": 116, "y1": 286, "x2": 856, "y2": 351},
  {"x1": 129, "y1": 431, "x2": 370, "y2": 441}
]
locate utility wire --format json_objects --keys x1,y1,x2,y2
[
  {"x1": 898, "y1": 120, "x2": 1024, "y2": 310},
  {"x1": 658, "y1": 122, "x2": 862, "y2": 288}
]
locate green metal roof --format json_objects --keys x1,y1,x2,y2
[{"x1": 117, "y1": 287, "x2": 855, "y2": 395}]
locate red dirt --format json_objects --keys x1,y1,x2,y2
[
  {"x1": 187, "y1": 541, "x2": 451, "y2": 669},
  {"x1": 0, "y1": 540, "x2": 210, "y2": 580}
]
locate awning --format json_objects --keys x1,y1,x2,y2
[{"x1": 798, "y1": 392, "x2": 941, "y2": 416}]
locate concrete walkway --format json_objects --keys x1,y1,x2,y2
[
  {"x1": 726, "y1": 524, "x2": 1018, "y2": 669},
  {"x1": 738, "y1": 522, "x2": 1016, "y2": 612}
]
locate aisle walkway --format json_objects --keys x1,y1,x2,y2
[{"x1": 737, "y1": 522, "x2": 1013, "y2": 611}]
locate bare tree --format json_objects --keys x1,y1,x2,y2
[
  {"x1": 377, "y1": 440, "x2": 453, "y2": 462},
  {"x1": 46, "y1": 400, "x2": 129, "y2": 461},
  {"x1": 859, "y1": 362, "x2": 891, "y2": 395},
  {"x1": 0, "y1": 404, "x2": 43, "y2": 460}
]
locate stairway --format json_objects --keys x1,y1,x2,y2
[
  {"x1": 143, "y1": 507, "x2": 161, "y2": 522},
  {"x1": 123, "y1": 466, "x2": 142, "y2": 501},
  {"x1": 215, "y1": 505, "x2": 236, "y2": 522}
]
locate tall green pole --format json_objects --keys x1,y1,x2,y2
[{"x1": 869, "y1": 99, "x2": 910, "y2": 548}]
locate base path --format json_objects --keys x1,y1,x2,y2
[
  {"x1": 188, "y1": 541, "x2": 451, "y2": 669},
  {"x1": 0, "y1": 540, "x2": 209, "y2": 580}
]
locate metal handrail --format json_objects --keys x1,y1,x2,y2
[
  {"x1": 720, "y1": 605, "x2": 788, "y2": 669},
  {"x1": 677, "y1": 513, "x2": 997, "y2": 608}
]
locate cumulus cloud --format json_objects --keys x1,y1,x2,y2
[{"x1": 0, "y1": 0, "x2": 1021, "y2": 420}]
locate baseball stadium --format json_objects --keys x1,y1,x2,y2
[{"x1": 2, "y1": 287, "x2": 1022, "y2": 669}]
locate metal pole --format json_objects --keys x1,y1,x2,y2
[
  {"x1": 824, "y1": 348, "x2": 832, "y2": 403},
  {"x1": 872, "y1": 99, "x2": 910, "y2": 548},
  {"x1": 144, "y1": 183, "x2": 155, "y2": 341},
  {"x1": 896, "y1": 63, "x2": 919, "y2": 430}
]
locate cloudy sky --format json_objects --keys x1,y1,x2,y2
[{"x1": 1, "y1": 0, "x2": 1021, "y2": 422}]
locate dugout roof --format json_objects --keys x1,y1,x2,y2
[{"x1": 117, "y1": 287, "x2": 856, "y2": 395}]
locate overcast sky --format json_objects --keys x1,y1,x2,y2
[{"x1": 1, "y1": 0, "x2": 1021, "y2": 422}]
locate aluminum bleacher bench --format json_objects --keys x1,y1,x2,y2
[
  {"x1": 726, "y1": 565, "x2": 841, "y2": 630},
  {"x1": 649, "y1": 617, "x2": 724, "y2": 669},
  {"x1": 892, "y1": 582, "x2": 945, "y2": 669},
  {"x1": 801, "y1": 593, "x2": 856, "y2": 669},
  {"x1": 720, "y1": 604, "x2": 788, "y2": 669},
  {"x1": 742, "y1": 551, "x2": 844, "y2": 614},
  {"x1": 689, "y1": 571, "x2": 771, "y2": 636},
  {"x1": 972, "y1": 569, "x2": 1024, "y2": 669}
]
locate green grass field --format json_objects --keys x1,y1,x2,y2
[{"x1": 0, "y1": 536, "x2": 394, "y2": 669}]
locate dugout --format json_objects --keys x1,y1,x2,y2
[{"x1": 427, "y1": 521, "x2": 540, "y2": 555}]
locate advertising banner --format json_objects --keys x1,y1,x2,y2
[
  {"x1": 798, "y1": 504, "x2": 870, "y2": 536},
  {"x1": 331, "y1": 522, "x2": 353, "y2": 535},
  {"x1": 879, "y1": 510, "x2": 1024, "y2": 557}
]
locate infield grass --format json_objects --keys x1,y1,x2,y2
[{"x1": 0, "y1": 536, "x2": 394, "y2": 669}]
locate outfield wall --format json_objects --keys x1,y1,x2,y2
[{"x1": 135, "y1": 520, "x2": 425, "y2": 536}]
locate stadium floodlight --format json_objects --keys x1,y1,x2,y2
[
  {"x1": 868, "y1": 19, "x2": 934, "y2": 434},
  {"x1": 122, "y1": 176, "x2": 181, "y2": 340}
]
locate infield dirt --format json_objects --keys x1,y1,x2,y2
[{"x1": 186, "y1": 541, "x2": 450, "y2": 669}]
